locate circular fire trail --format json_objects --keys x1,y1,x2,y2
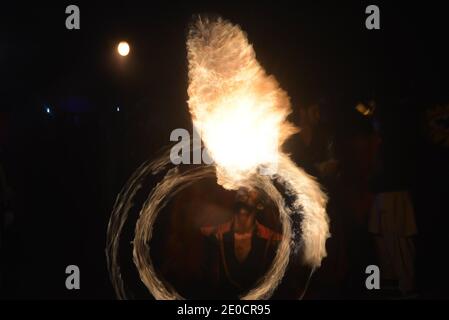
[{"x1": 106, "y1": 17, "x2": 330, "y2": 300}]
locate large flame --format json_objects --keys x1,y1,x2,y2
[{"x1": 187, "y1": 17, "x2": 298, "y2": 189}]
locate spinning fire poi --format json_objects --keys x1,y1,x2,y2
[{"x1": 106, "y1": 16, "x2": 330, "y2": 300}]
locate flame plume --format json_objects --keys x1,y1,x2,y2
[{"x1": 187, "y1": 17, "x2": 298, "y2": 189}]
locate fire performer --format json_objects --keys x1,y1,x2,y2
[
  {"x1": 107, "y1": 17, "x2": 329, "y2": 300},
  {"x1": 200, "y1": 188, "x2": 281, "y2": 299}
]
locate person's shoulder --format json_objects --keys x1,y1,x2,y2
[
  {"x1": 255, "y1": 222, "x2": 282, "y2": 241},
  {"x1": 200, "y1": 221, "x2": 232, "y2": 238}
]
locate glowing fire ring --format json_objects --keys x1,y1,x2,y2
[{"x1": 106, "y1": 147, "x2": 329, "y2": 300}]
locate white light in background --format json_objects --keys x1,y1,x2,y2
[{"x1": 117, "y1": 41, "x2": 130, "y2": 56}]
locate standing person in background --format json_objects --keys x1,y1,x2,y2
[
  {"x1": 286, "y1": 102, "x2": 334, "y2": 179},
  {"x1": 307, "y1": 107, "x2": 417, "y2": 299}
]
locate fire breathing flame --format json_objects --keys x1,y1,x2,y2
[{"x1": 187, "y1": 17, "x2": 298, "y2": 189}]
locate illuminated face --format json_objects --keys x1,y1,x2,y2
[
  {"x1": 234, "y1": 188, "x2": 264, "y2": 216},
  {"x1": 308, "y1": 104, "x2": 321, "y2": 126},
  {"x1": 299, "y1": 104, "x2": 320, "y2": 126},
  {"x1": 427, "y1": 105, "x2": 449, "y2": 147}
]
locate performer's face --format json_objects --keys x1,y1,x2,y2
[{"x1": 234, "y1": 189, "x2": 261, "y2": 217}]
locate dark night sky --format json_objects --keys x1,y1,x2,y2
[
  {"x1": 3, "y1": 1, "x2": 448, "y2": 108},
  {"x1": 1, "y1": 1, "x2": 448, "y2": 299}
]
